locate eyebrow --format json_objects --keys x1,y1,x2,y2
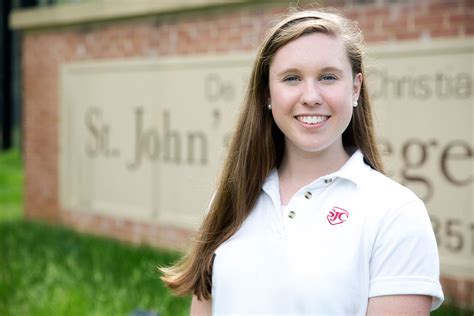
[{"x1": 276, "y1": 66, "x2": 344, "y2": 77}]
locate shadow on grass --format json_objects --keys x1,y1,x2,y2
[{"x1": 0, "y1": 220, "x2": 190, "y2": 316}]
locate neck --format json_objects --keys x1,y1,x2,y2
[{"x1": 278, "y1": 143, "x2": 350, "y2": 188}]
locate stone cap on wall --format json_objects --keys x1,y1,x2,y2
[{"x1": 9, "y1": 0, "x2": 257, "y2": 30}]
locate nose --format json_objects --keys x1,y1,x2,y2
[{"x1": 300, "y1": 80, "x2": 322, "y2": 106}]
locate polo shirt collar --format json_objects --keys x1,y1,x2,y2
[
  {"x1": 328, "y1": 149, "x2": 368, "y2": 187},
  {"x1": 262, "y1": 168, "x2": 280, "y2": 198},
  {"x1": 262, "y1": 149, "x2": 370, "y2": 194}
]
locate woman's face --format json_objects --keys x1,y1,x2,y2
[{"x1": 268, "y1": 32, "x2": 362, "y2": 158}]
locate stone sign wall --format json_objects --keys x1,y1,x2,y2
[
  {"x1": 60, "y1": 55, "x2": 253, "y2": 229},
  {"x1": 59, "y1": 38, "x2": 473, "y2": 281}
]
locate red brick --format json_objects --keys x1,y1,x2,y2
[
  {"x1": 466, "y1": 25, "x2": 474, "y2": 35},
  {"x1": 440, "y1": 276, "x2": 474, "y2": 308},
  {"x1": 431, "y1": 28, "x2": 461, "y2": 38},
  {"x1": 357, "y1": 19, "x2": 377, "y2": 33},
  {"x1": 343, "y1": 10, "x2": 362, "y2": 22},
  {"x1": 428, "y1": 1, "x2": 462, "y2": 15},
  {"x1": 393, "y1": 31, "x2": 422, "y2": 41},
  {"x1": 414, "y1": 14, "x2": 446, "y2": 29},
  {"x1": 449, "y1": 12, "x2": 474, "y2": 26},
  {"x1": 362, "y1": 32, "x2": 388, "y2": 43},
  {"x1": 365, "y1": 7, "x2": 390, "y2": 18},
  {"x1": 400, "y1": 2, "x2": 427, "y2": 16},
  {"x1": 381, "y1": 15, "x2": 412, "y2": 31}
]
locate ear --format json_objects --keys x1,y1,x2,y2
[{"x1": 353, "y1": 73, "x2": 363, "y2": 101}]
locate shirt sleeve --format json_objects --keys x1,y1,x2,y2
[{"x1": 368, "y1": 199, "x2": 444, "y2": 311}]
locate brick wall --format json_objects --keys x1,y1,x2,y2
[{"x1": 21, "y1": 0, "x2": 473, "y2": 307}]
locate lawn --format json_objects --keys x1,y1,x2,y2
[
  {"x1": 0, "y1": 220, "x2": 190, "y2": 316},
  {"x1": 0, "y1": 148, "x2": 472, "y2": 315},
  {"x1": 0, "y1": 149, "x2": 23, "y2": 222},
  {"x1": 0, "y1": 149, "x2": 190, "y2": 316}
]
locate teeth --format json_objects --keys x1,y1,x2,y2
[{"x1": 297, "y1": 116, "x2": 328, "y2": 124}]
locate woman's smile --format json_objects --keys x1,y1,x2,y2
[{"x1": 295, "y1": 115, "x2": 330, "y2": 126}]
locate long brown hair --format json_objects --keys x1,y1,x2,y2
[{"x1": 160, "y1": 8, "x2": 384, "y2": 301}]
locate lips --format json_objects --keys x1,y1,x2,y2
[{"x1": 295, "y1": 115, "x2": 329, "y2": 125}]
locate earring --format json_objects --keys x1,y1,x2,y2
[
  {"x1": 267, "y1": 104, "x2": 272, "y2": 110},
  {"x1": 353, "y1": 100, "x2": 358, "y2": 108}
]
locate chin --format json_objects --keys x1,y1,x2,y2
[
  {"x1": 297, "y1": 144, "x2": 328, "y2": 153},
  {"x1": 294, "y1": 140, "x2": 342, "y2": 154}
]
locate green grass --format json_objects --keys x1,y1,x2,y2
[
  {"x1": 0, "y1": 148, "x2": 472, "y2": 315},
  {"x1": 433, "y1": 304, "x2": 474, "y2": 316},
  {"x1": 0, "y1": 220, "x2": 190, "y2": 316},
  {"x1": 0, "y1": 149, "x2": 191, "y2": 315},
  {"x1": 0, "y1": 149, "x2": 23, "y2": 221}
]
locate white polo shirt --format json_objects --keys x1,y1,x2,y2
[{"x1": 211, "y1": 150, "x2": 444, "y2": 315}]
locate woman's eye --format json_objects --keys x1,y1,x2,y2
[
  {"x1": 321, "y1": 74, "x2": 337, "y2": 81},
  {"x1": 283, "y1": 76, "x2": 300, "y2": 82}
]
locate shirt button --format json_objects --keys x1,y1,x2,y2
[
  {"x1": 324, "y1": 178, "x2": 333, "y2": 184},
  {"x1": 304, "y1": 191, "x2": 312, "y2": 199},
  {"x1": 288, "y1": 211, "x2": 296, "y2": 219}
]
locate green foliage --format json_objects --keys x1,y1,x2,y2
[
  {"x1": 0, "y1": 149, "x2": 23, "y2": 221},
  {"x1": 0, "y1": 220, "x2": 190, "y2": 316},
  {"x1": 432, "y1": 303, "x2": 474, "y2": 316}
]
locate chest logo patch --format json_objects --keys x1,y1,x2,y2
[{"x1": 327, "y1": 207, "x2": 349, "y2": 225}]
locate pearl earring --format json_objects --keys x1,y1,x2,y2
[
  {"x1": 353, "y1": 100, "x2": 358, "y2": 108},
  {"x1": 267, "y1": 104, "x2": 272, "y2": 110}
]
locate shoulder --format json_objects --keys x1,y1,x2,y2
[
  {"x1": 353, "y1": 166, "x2": 432, "y2": 232},
  {"x1": 337, "y1": 150, "x2": 422, "y2": 212},
  {"x1": 358, "y1": 166, "x2": 422, "y2": 209}
]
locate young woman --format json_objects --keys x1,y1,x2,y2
[{"x1": 161, "y1": 9, "x2": 444, "y2": 315}]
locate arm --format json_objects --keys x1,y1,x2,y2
[
  {"x1": 367, "y1": 295, "x2": 432, "y2": 316},
  {"x1": 367, "y1": 295, "x2": 432, "y2": 315},
  {"x1": 368, "y1": 199, "x2": 443, "y2": 311},
  {"x1": 190, "y1": 295, "x2": 211, "y2": 316}
]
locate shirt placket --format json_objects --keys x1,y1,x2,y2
[{"x1": 282, "y1": 177, "x2": 335, "y2": 228}]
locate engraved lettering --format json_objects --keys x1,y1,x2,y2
[
  {"x1": 85, "y1": 107, "x2": 118, "y2": 158},
  {"x1": 400, "y1": 139, "x2": 434, "y2": 202},
  {"x1": 441, "y1": 140, "x2": 473, "y2": 186}
]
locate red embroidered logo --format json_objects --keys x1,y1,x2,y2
[{"x1": 327, "y1": 207, "x2": 349, "y2": 225}]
